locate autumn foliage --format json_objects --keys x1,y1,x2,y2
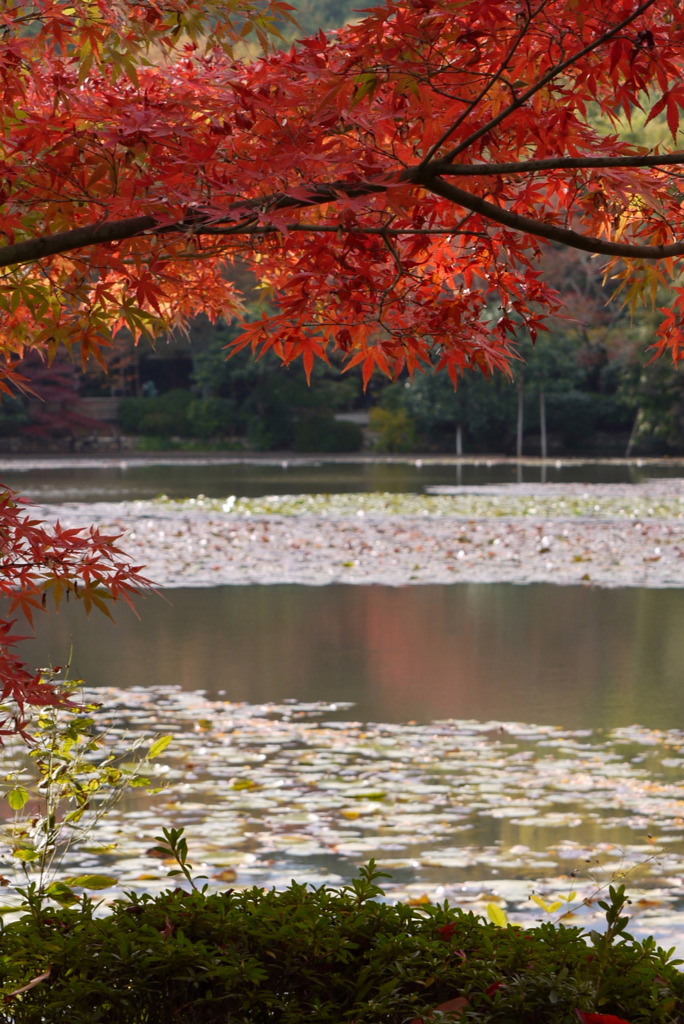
[
  {"x1": 0, "y1": 489, "x2": 149, "y2": 736},
  {"x1": 3, "y1": 0, "x2": 684, "y2": 380},
  {"x1": 2, "y1": 0, "x2": 684, "y2": 729}
]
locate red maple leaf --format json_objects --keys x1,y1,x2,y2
[{"x1": 576, "y1": 1011, "x2": 633, "y2": 1024}]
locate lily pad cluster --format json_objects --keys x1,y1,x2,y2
[
  {"x1": 154, "y1": 483, "x2": 684, "y2": 521},
  {"x1": 4, "y1": 689, "x2": 684, "y2": 947},
  {"x1": 37, "y1": 479, "x2": 684, "y2": 588}
]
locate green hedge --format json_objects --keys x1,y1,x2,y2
[
  {"x1": 118, "y1": 393, "x2": 363, "y2": 449},
  {"x1": 118, "y1": 390, "x2": 193, "y2": 436},
  {"x1": 0, "y1": 872, "x2": 682, "y2": 1024},
  {"x1": 293, "y1": 412, "x2": 364, "y2": 452},
  {"x1": 186, "y1": 397, "x2": 238, "y2": 439}
]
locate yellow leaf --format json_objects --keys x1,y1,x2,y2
[
  {"x1": 7, "y1": 786, "x2": 30, "y2": 811},
  {"x1": 231, "y1": 778, "x2": 261, "y2": 791},
  {"x1": 64, "y1": 874, "x2": 117, "y2": 890},
  {"x1": 148, "y1": 735, "x2": 173, "y2": 759},
  {"x1": 487, "y1": 903, "x2": 508, "y2": 928},
  {"x1": 14, "y1": 848, "x2": 40, "y2": 863}
]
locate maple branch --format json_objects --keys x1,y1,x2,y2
[
  {"x1": 430, "y1": 153, "x2": 684, "y2": 176},
  {"x1": 377, "y1": 227, "x2": 407, "y2": 315},
  {"x1": 196, "y1": 223, "x2": 486, "y2": 236},
  {"x1": 440, "y1": 0, "x2": 659, "y2": 163},
  {"x1": 421, "y1": 175, "x2": 684, "y2": 258},
  {"x1": 0, "y1": 183, "x2": 389, "y2": 269},
  {"x1": 420, "y1": 0, "x2": 548, "y2": 166},
  {"x1": 3, "y1": 147, "x2": 684, "y2": 269},
  {"x1": 0, "y1": 217, "x2": 158, "y2": 267}
]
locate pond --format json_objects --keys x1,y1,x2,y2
[
  {"x1": 7, "y1": 460, "x2": 684, "y2": 946},
  {"x1": 18, "y1": 582, "x2": 684, "y2": 947},
  {"x1": 3, "y1": 454, "x2": 684, "y2": 503}
]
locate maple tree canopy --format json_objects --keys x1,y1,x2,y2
[
  {"x1": 1, "y1": 0, "x2": 684, "y2": 734},
  {"x1": 2, "y1": 0, "x2": 684, "y2": 386}
]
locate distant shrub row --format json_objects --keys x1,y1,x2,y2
[{"x1": 118, "y1": 391, "x2": 364, "y2": 451}]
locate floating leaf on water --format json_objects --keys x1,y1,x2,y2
[{"x1": 214, "y1": 868, "x2": 238, "y2": 882}]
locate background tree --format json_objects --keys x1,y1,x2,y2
[
  {"x1": 17, "y1": 352, "x2": 99, "y2": 446},
  {"x1": 380, "y1": 371, "x2": 514, "y2": 454},
  {"x1": 188, "y1": 315, "x2": 363, "y2": 449}
]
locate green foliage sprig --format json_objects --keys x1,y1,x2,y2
[{"x1": 0, "y1": 675, "x2": 172, "y2": 907}]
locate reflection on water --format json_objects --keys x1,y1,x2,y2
[
  {"x1": 21, "y1": 583, "x2": 684, "y2": 731},
  {"x1": 3, "y1": 457, "x2": 684, "y2": 503}
]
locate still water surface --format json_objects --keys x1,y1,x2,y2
[
  {"x1": 4, "y1": 456, "x2": 684, "y2": 503},
  {"x1": 23, "y1": 583, "x2": 684, "y2": 732}
]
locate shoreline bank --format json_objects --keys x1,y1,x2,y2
[{"x1": 4, "y1": 452, "x2": 684, "y2": 470}]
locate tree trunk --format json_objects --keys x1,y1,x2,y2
[
  {"x1": 516, "y1": 375, "x2": 524, "y2": 459},
  {"x1": 455, "y1": 422, "x2": 463, "y2": 456},
  {"x1": 539, "y1": 386, "x2": 547, "y2": 460},
  {"x1": 625, "y1": 409, "x2": 641, "y2": 457}
]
